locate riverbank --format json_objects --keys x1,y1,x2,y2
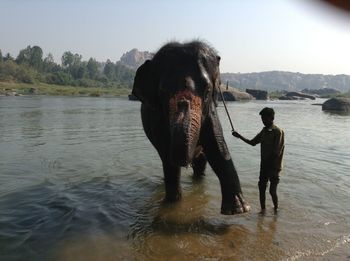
[{"x1": 0, "y1": 82, "x2": 130, "y2": 97}]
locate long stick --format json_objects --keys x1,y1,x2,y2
[{"x1": 218, "y1": 81, "x2": 235, "y2": 131}]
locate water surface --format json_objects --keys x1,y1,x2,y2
[{"x1": 0, "y1": 96, "x2": 349, "y2": 260}]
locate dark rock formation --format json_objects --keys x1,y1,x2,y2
[
  {"x1": 301, "y1": 88, "x2": 341, "y2": 97},
  {"x1": 322, "y1": 97, "x2": 350, "y2": 112},
  {"x1": 246, "y1": 89, "x2": 268, "y2": 100},
  {"x1": 279, "y1": 92, "x2": 316, "y2": 100},
  {"x1": 218, "y1": 86, "x2": 253, "y2": 101},
  {"x1": 128, "y1": 94, "x2": 138, "y2": 101},
  {"x1": 286, "y1": 92, "x2": 316, "y2": 100},
  {"x1": 28, "y1": 88, "x2": 37, "y2": 94}
]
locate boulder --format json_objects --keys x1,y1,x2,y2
[
  {"x1": 279, "y1": 92, "x2": 316, "y2": 100},
  {"x1": 302, "y1": 88, "x2": 341, "y2": 96},
  {"x1": 128, "y1": 94, "x2": 139, "y2": 101},
  {"x1": 218, "y1": 86, "x2": 253, "y2": 101},
  {"x1": 322, "y1": 97, "x2": 350, "y2": 112},
  {"x1": 246, "y1": 89, "x2": 268, "y2": 100},
  {"x1": 28, "y1": 87, "x2": 37, "y2": 94},
  {"x1": 279, "y1": 95, "x2": 306, "y2": 100}
]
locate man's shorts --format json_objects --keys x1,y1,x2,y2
[{"x1": 259, "y1": 169, "x2": 280, "y2": 185}]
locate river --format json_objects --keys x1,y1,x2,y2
[{"x1": 0, "y1": 96, "x2": 349, "y2": 260}]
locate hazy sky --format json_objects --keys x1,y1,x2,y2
[{"x1": 1, "y1": 0, "x2": 350, "y2": 74}]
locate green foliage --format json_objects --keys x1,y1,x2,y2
[
  {"x1": 16, "y1": 45, "x2": 43, "y2": 70},
  {"x1": 0, "y1": 60, "x2": 37, "y2": 83},
  {"x1": 103, "y1": 59, "x2": 115, "y2": 79},
  {"x1": 45, "y1": 71, "x2": 73, "y2": 85},
  {"x1": 0, "y1": 82, "x2": 130, "y2": 97},
  {"x1": 4, "y1": 53, "x2": 14, "y2": 61},
  {"x1": 87, "y1": 58, "x2": 99, "y2": 79},
  {"x1": 1, "y1": 45, "x2": 136, "y2": 90},
  {"x1": 339, "y1": 91, "x2": 350, "y2": 98}
]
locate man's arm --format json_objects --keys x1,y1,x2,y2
[{"x1": 232, "y1": 130, "x2": 261, "y2": 146}]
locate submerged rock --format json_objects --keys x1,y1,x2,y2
[
  {"x1": 128, "y1": 94, "x2": 139, "y2": 101},
  {"x1": 302, "y1": 88, "x2": 341, "y2": 96},
  {"x1": 246, "y1": 89, "x2": 268, "y2": 100},
  {"x1": 279, "y1": 92, "x2": 316, "y2": 100},
  {"x1": 322, "y1": 97, "x2": 350, "y2": 112}
]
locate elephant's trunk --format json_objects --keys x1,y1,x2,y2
[{"x1": 169, "y1": 90, "x2": 202, "y2": 167}]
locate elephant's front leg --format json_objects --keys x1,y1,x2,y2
[
  {"x1": 162, "y1": 161, "x2": 182, "y2": 202},
  {"x1": 201, "y1": 110, "x2": 250, "y2": 215},
  {"x1": 207, "y1": 155, "x2": 250, "y2": 214}
]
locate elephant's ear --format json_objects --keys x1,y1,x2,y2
[{"x1": 132, "y1": 60, "x2": 158, "y2": 108}]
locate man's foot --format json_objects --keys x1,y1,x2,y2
[
  {"x1": 274, "y1": 206, "x2": 278, "y2": 214},
  {"x1": 259, "y1": 208, "x2": 266, "y2": 215}
]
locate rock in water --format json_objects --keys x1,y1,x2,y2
[
  {"x1": 322, "y1": 97, "x2": 350, "y2": 112},
  {"x1": 218, "y1": 86, "x2": 252, "y2": 101},
  {"x1": 246, "y1": 89, "x2": 268, "y2": 100}
]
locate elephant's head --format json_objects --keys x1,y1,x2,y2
[{"x1": 132, "y1": 41, "x2": 220, "y2": 167}]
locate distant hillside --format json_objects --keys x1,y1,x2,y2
[
  {"x1": 221, "y1": 71, "x2": 350, "y2": 92},
  {"x1": 115, "y1": 48, "x2": 350, "y2": 93},
  {"x1": 118, "y1": 49, "x2": 153, "y2": 70}
]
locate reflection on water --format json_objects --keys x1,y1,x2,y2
[{"x1": 0, "y1": 96, "x2": 350, "y2": 260}]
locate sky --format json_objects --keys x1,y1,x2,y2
[{"x1": 1, "y1": 0, "x2": 350, "y2": 75}]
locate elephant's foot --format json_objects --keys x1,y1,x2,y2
[
  {"x1": 192, "y1": 170, "x2": 205, "y2": 181},
  {"x1": 164, "y1": 192, "x2": 182, "y2": 202},
  {"x1": 221, "y1": 194, "x2": 250, "y2": 215}
]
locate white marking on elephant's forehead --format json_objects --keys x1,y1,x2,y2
[{"x1": 199, "y1": 63, "x2": 210, "y2": 83}]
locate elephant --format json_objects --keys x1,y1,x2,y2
[{"x1": 132, "y1": 41, "x2": 250, "y2": 215}]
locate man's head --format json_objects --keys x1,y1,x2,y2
[{"x1": 259, "y1": 107, "x2": 275, "y2": 127}]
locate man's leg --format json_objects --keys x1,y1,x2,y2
[
  {"x1": 269, "y1": 174, "x2": 280, "y2": 211},
  {"x1": 258, "y1": 173, "x2": 268, "y2": 212}
]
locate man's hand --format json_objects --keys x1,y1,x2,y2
[{"x1": 232, "y1": 130, "x2": 241, "y2": 138}]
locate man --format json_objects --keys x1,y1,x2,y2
[{"x1": 232, "y1": 107, "x2": 284, "y2": 213}]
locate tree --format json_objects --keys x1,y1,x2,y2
[
  {"x1": 43, "y1": 53, "x2": 59, "y2": 73},
  {"x1": 30, "y1": 46, "x2": 43, "y2": 69},
  {"x1": 61, "y1": 51, "x2": 84, "y2": 79},
  {"x1": 16, "y1": 45, "x2": 32, "y2": 64},
  {"x1": 103, "y1": 59, "x2": 115, "y2": 79},
  {"x1": 87, "y1": 58, "x2": 99, "y2": 79},
  {"x1": 44, "y1": 53, "x2": 55, "y2": 64},
  {"x1": 4, "y1": 53, "x2": 14, "y2": 61},
  {"x1": 61, "y1": 51, "x2": 74, "y2": 68},
  {"x1": 16, "y1": 45, "x2": 43, "y2": 70},
  {"x1": 115, "y1": 63, "x2": 135, "y2": 87},
  {"x1": 0, "y1": 49, "x2": 3, "y2": 63},
  {"x1": 74, "y1": 61, "x2": 87, "y2": 79}
]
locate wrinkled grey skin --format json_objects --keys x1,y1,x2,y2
[{"x1": 132, "y1": 41, "x2": 249, "y2": 215}]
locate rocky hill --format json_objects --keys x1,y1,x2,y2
[
  {"x1": 117, "y1": 48, "x2": 350, "y2": 92},
  {"x1": 221, "y1": 71, "x2": 350, "y2": 92},
  {"x1": 117, "y1": 49, "x2": 153, "y2": 70}
]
